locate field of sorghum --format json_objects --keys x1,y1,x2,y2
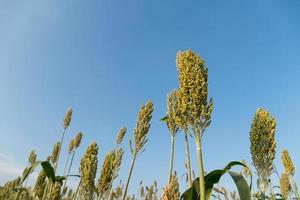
[{"x1": 0, "y1": 49, "x2": 297, "y2": 200}]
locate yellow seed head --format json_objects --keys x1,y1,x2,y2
[
  {"x1": 68, "y1": 139, "x2": 75, "y2": 153},
  {"x1": 79, "y1": 142, "x2": 99, "y2": 200},
  {"x1": 280, "y1": 173, "x2": 291, "y2": 199},
  {"x1": 132, "y1": 101, "x2": 154, "y2": 155},
  {"x1": 161, "y1": 173, "x2": 180, "y2": 200},
  {"x1": 250, "y1": 108, "x2": 276, "y2": 183},
  {"x1": 50, "y1": 142, "x2": 61, "y2": 164},
  {"x1": 63, "y1": 108, "x2": 73, "y2": 129},
  {"x1": 176, "y1": 49, "x2": 213, "y2": 134},
  {"x1": 115, "y1": 127, "x2": 126, "y2": 145},
  {"x1": 281, "y1": 149, "x2": 295, "y2": 176},
  {"x1": 28, "y1": 150, "x2": 37, "y2": 165},
  {"x1": 97, "y1": 148, "x2": 124, "y2": 197},
  {"x1": 50, "y1": 182, "x2": 61, "y2": 200},
  {"x1": 75, "y1": 132, "x2": 83, "y2": 148},
  {"x1": 33, "y1": 170, "x2": 47, "y2": 198}
]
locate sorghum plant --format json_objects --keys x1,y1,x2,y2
[
  {"x1": 176, "y1": 49, "x2": 213, "y2": 199},
  {"x1": 250, "y1": 108, "x2": 276, "y2": 196},
  {"x1": 161, "y1": 173, "x2": 180, "y2": 200},
  {"x1": 55, "y1": 108, "x2": 73, "y2": 172},
  {"x1": 122, "y1": 101, "x2": 154, "y2": 200},
  {"x1": 166, "y1": 90, "x2": 179, "y2": 184}
]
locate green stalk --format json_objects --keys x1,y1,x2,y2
[
  {"x1": 122, "y1": 154, "x2": 137, "y2": 200},
  {"x1": 167, "y1": 135, "x2": 175, "y2": 183},
  {"x1": 63, "y1": 152, "x2": 71, "y2": 176},
  {"x1": 289, "y1": 175, "x2": 300, "y2": 199},
  {"x1": 54, "y1": 128, "x2": 66, "y2": 173},
  {"x1": 184, "y1": 132, "x2": 192, "y2": 187},
  {"x1": 62, "y1": 150, "x2": 76, "y2": 193},
  {"x1": 195, "y1": 135, "x2": 205, "y2": 200},
  {"x1": 73, "y1": 180, "x2": 81, "y2": 200}
]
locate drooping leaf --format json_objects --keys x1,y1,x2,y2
[
  {"x1": 181, "y1": 161, "x2": 252, "y2": 200},
  {"x1": 41, "y1": 161, "x2": 56, "y2": 183},
  {"x1": 228, "y1": 171, "x2": 251, "y2": 200}
]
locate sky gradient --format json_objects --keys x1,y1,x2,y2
[{"x1": 1, "y1": 0, "x2": 300, "y2": 195}]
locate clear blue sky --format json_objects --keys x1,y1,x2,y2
[{"x1": 1, "y1": 0, "x2": 300, "y2": 195}]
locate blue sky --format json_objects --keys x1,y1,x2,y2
[{"x1": 1, "y1": 0, "x2": 300, "y2": 195}]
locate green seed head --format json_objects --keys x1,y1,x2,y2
[
  {"x1": 281, "y1": 149, "x2": 295, "y2": 176},
  {"x1": 79, "y1": 142, "x2": 99, "y2": 200},
  {"x1": 63, "y1": 108, "x2": 73, "y2": 129},
  {"x1": 250, "y1": 108, "x2": 276, "y2": 184}
]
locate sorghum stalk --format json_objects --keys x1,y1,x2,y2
[
  {"x1": 122, "y1": 101, "x2": 153, "y2": 200},
  {"x1": 168, "y1": 135, "x2": 175, "y2": 184},
  {"x1": 184, "y1": 132, "x2": 192, "y2": 187},
  {"x1": 166, "y1": 90, "x2": 179, "y2": 184},
  {"x1": 195, "y1": 133, "x2": 205, "y2": 200},
  {"x1": 123, "y1": 155, "x2": 136, "y2": 200},
  {"x1": 55, "y1": 108, "x2": 73, "y2": 173}
]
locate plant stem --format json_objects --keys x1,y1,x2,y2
[
  {"x1": 184, "y1": 132, "x2": 192, "y2": 188},
  {"x1": 73, "y1": 180, "x2": 81, "y2": 200},
  {"x1": 290, "y1": 175, "x2": 300, "y2": 199},
  {"x1": 63, "y1": 152, "x2": 71, "y2": 176},
  {"x1": 195, "y1": 134, "x2": 205, "y2": 200},
  {"x1": 55, "y1": 128, "x2": 66, "y2": 173},
  {"x1": 62, "y1": 150, "x2": 76, "y2": 193},
  {"x1": 167, "y1": 135, "x2": 175, "y2": 184},
  {"x1": 122, "y1": 154, "x2": 137, "y2": 200}
]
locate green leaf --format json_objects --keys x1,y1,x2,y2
[
  {"x1": 41, "y1": 161, "x2": 56, "y2": 183},
  {"x1": 181, "y1": 161, "x2": 252, "y2": 200},
  {"x1": 228, "y1": 171, "x2": 251, "y2": 200},
  {"x1": 160, "y1": 116, "x2": 168, "y2": 122}
]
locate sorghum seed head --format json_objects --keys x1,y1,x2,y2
[
  {"x1": 34, "y1": 170, "x2": 47, "y2": 198},
  {"x1": 133, "y1": 101, "x2": 154, "y2": 155},
  {"x1": 63, "y1": 108, "x2": 73, "y2": 129},
  {"x1": 250, "y1": 108, "x2": 276, "y2": 183},
  {"x1": 280, "y1": 173, "x2": 291, "y2": 199},
  {"x1": 161, "y1": 173, "x2": 180, "y2": 200},
  {"x1": 50, "y1": 142, "x2": 61, "y2": 165},
  {"x1": 28, "y1": 150, "x2": 37, "y2": 165},
  {"x1": 281, "y1": 149, "x2": 295, "y2": 176},
  {"x1": 68, "y1": 139, "x2": 75, "y2": 153},
  {"x1": 79, "y1": 142, "x2": 99, "y2": 200},
  {"x1": 75, "y1": 132, "x2": 83, "y2": 148},
  {"x1": 166, "y1": 90, "x2": 180, "y2": 136},
  {"x1": 50, "y1": 182, "x2": 61, "y2": 200},
  {"x1": 97, "y1": 148, "x2": 124, "y2": 197},
  {"x1": 176, "y1": 49, "x2": 213, "y2": 135},
  {"x1": 115, "y1": 127, "x2": 126, "y2": 145}
]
